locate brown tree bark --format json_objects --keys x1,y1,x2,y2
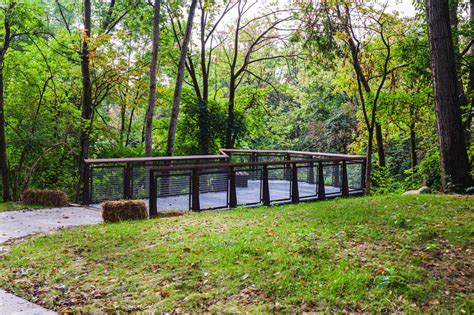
[
  {"x1": 375, "y1": 122, "x2": 386, "y2": 167},
  {"x1": 79, "y1": 0, "x2": 92, "y2": 203},
  {"x1": 0, "y1": 57, "x2": 11, "y2": 201},
  {"x1": 409, "y1": 104, "x2": 417, "y2": 173},
  {"x1": 425, "y1": 0, "x2": 472, "y2": 192},
  {"x1": 166, "y1": 0, "x2": 198, "y2": 156},
  {"x1": 145, "y1": 0, "x2": 161, "y2": 157},
  {"x1": 0, "y1": 3, "x2": 15, "y2": 201}
]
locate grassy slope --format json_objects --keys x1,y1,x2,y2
[
  {"x1": 0, "y1": 202, "x2": 42, "y2": 212},
  {"x1": 0, "y1": 195, "x2": 472, "y2": 313}
]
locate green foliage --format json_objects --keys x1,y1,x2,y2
[{"x1": 0, "y1": 0, "x2": 470, "y2": 201}]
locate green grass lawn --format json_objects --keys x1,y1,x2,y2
[
  {"x1": 0, "y1": 202, "x2": 43, "y2": 212},
  {"x1": 0, "y1": 195, "x2": 472, "y2": 313}
]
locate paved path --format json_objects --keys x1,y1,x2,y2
[{"x1": 0, "y1": 207, "x2": 103, "y2": 314}]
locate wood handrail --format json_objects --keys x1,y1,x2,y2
[{"x1": 85, "y1": 149, "x2": 365, "y2": 164}]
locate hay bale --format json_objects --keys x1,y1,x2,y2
[
  {"x1": 102, "y1": 200, "x2": 147, "y2": 223},
  {"x1": 21, "y1": 189, "x2": 69, "y2": 207}
]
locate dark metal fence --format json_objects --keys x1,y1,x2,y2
[{"x1": 84, "y1": 149, "x2": 367, "y2": 214}]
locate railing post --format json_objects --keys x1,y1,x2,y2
[
  {"x1": 149, "y1": 170, "x2": 157, "y2": 218},
  {"x1": 82, "y1": 162, "x2": 90, "y2": 205},
  {"x1": 318, "y1": 162, "x2": 326, "y2": 200},
  {"x1": 341, "y1": 161, "x2": 349, "y2": 197},
  {"x1": 124, "y1": 162, "x2": 132, "y2": 199},
  {"x1": 192, "y1": 168, "x2": 200, "y2": 212},
  {"x1": 229, "y1": 166, "x2": 237, "y2": 208},
  {"x1": 291, "y1": 163, "x2": 299, "y2": 203},
  {"x1": 262, "y1": 165, "x2": 270, "y2": 206}
]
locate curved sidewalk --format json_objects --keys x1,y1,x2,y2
[{"x1": 0, "y1": 207, "x2": 103, "y2": 314}]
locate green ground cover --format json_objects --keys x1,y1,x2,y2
[{"x1": 0, "y1": 195, "x2": 472, "y2": 312}]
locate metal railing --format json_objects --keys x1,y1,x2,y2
[{"x1": 84, "y1": 149, "x2": 366, "y2": 213}]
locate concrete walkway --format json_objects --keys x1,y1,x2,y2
[{"x1": 0, "y1": 207, "x2": 103, "y2": 314}]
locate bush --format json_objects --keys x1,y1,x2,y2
[
  {"x1": 21, "y1": 189, "x2": 69, "y2": 207},
  {"x1": 102, "y1": 200, "x2": 148, "y2": 223}
]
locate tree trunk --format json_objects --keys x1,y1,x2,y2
[
  {"x1": 425, "y1": 0, "x2": 472, "y2": 192},
  {"x1": 365, "y1": 129, "x2": 374, "y2": 194},
  {"x1": 0, "y1": 59, "x2": 11, "y2": 201},
  {"x1": 79, "y1": 0, "x2": 93, "y2": 203},
  {"x1": 409, "y1": 104, "x2": 417, "y2": 173},
  {"x1": 166, "y1": 0, "x2": 198, "y2": 156},
  {"x1": 198, "y1": 12, "x2": 209, "y2": 154},
  {"x1": 226, "y1": 76, "x2": 236, "y2": 149},
  {"x1": 145, "y1": 0, "x2": 161, "y2": 157},
  {"x1": 375, "y1": 122, "x2": 386, "y2": 167}
]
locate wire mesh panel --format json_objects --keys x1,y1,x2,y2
[
  {"x1": 90, "y1": 166, "x2": 125, "y2": 203},
  {"x1": 132, "y1": 165, "x2": 149, "y2": 199},
  {"x1": 298, "y1": 164, "x2": 317, "y2": 199},
  {"x1": 236, "y1": 166, "x2": 262, "y2": 205},
  {"x1": 347, "y1": 162, "x2": 363, "y2": 191},
  {"x1": 323, "y1": 163, "x2": 342, "y2": 196},
  {"x1": 199, "y1": 169, "x2": 229, "y2": 210},
  {"x1": 268, "y1": 166, "x2": 291, "y2": 202},
  {"x1": 155, "y1": 171, "x2": 191, "y2": 211}
]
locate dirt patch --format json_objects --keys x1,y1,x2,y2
[{"x1": 418, "y1": 240, "x2": 473, "y2": 296}]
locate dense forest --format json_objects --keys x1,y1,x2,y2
[{"x1": 0, "y1": 0, "x2": 472, "y2": 202}]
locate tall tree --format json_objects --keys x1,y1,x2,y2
[
  {"x1": 425, "y1": 0, "x2": 472, "y2": 192},
  {"x1": 224, "y1": 0, "x2": 292, "y2": 148},
  {"x1": 79, "y1": 0, "x2": 92, "y2": 203},
  {"x1": 144, "y1": 0, "x2": 161, "y2": 157},
  {"x1": 166, "y1": 0, "x2": 198, "y2": 156},
  {"x1": 0, "y1": 2, "x2": 15, "y2": 201}
]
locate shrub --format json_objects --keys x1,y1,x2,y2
[
  {"x1": 102, "y1": 200, "x2": 148, "y2": 223},
  {"x1": 21, "y1": 189, "x2": 69, "y2": 207}
]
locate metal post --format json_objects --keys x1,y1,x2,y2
[
  {"x1": 229, "y1": 166, "x2": 237, "y2": 208},
  {"x1": 124, "y1": 162, "x2": 132, "y2": 199},
  {"x1": 318, "y1": 161, "x2": 326, "y2": 200},
  {"x1": 342, "y1": 161, "x2": 349, "y2": 197},
  {"x1": 82, "y1": 163, "x2": 90, "y2": 205},
  {"x1": 149, "y1": 170, "x2": 157, "y2": 218},
  {"x1": 291, "y1": 163, "x2": 299, "y2": 203},
  {"x1": 262, "y1": 165, "x2": 270, "y2": 206},
  {"x1": 191, "y1": 168, "x2": 200, "y2": 212}
]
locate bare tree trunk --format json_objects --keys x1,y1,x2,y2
[
  {"x1": 198, "y1": 9, "x2": 209, "y2": 154},
  {"x1": 365, "y1": 129, "x2": 374, "y2": 194},
  {"x1": 409, "y1": 104, "x2": 417, "y2": 173},
  {"x1": 226, "y1": 76, "x2": 236, "y2": 149},
  {"x1": 375, "y1": 122, "x2": 386, "y2": 167},
  {"x1": 0, "y1": 59, "x2": 11, "y2": 201},
  {"x1": 79, "y1": 0, "x2": 93, "y2": 203},
  {"x1": 145, "y1": 0, "x2": 161, "y2": 157},
  {"x1": 166, "y1": 0, "x2": 198, "y2": 156},
  {"x1": 425, "y1": 0, "x2": 472, "y2": 192}
]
